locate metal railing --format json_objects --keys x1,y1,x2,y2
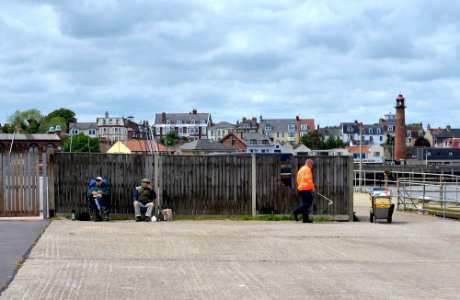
[{"x1": 353, "y1": 170, "x2": 460, "y2": 218}]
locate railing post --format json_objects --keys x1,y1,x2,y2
[
  {"x1": 251, "y1": 154, "x2": 256, "y2": 217},
  {"x1": 348, "y1": 156, "x2": 354, "y2": 222},
  {"x1": 154, "y1": 153, "x2": 160, "y2": 216},
  {"x1": 46, "y1": 149, "x2": 55, "y2": 218}
]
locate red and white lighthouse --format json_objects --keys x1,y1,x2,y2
[{"x1": 394, "y1": 93, "x2": 406, "y2": 161}]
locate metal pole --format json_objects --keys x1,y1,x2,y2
[
  {"x1": 251, "y1": 154, "x2": 257, "y2": 217},
  {"x1": 359, "y1": 124, "x2": 363, "y2": 189},
  {"x1": 42, "y1": 153, "x2": 48, "y2": 219}
]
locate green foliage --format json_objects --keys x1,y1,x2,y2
[
  {"x1": 44, "y1": 108, "x2": 76, "y2": 132},
  {"x1": 414, "y1": 136, "x2": 430, "y2": 147},
  {"x1": 323, "y1": 135, "x2": 345, "y2": 149},
  {"x1": 301, "y1": 130, "x2": 324, "y2": 150},
  {"x1": 62, "y1": 133, "x2": 100, "y2": 153},
  {"x1": 7, "y1": 109, "x2": 43, "y2": 133},
  {"x1": 1, "y1": 123, "x2": 14, "y2": 133},
  {"x1": 39, "y1": 116, "x2": 67, "y2": 133},
  {"x1": 385, "y1": 134, "x2": 394, "y2": 146},
  {"x1": 166, "y1": 131, "x2": 179, "y2": 146}
]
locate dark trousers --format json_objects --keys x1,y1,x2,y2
[
  {"x1": 88, "y1": 197, "x2": 108, "y2": 220},
  {"x1": 293, "y1": 190, "x2": 314, "y2": 222}
]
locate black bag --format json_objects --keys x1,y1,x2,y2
[{"x1": 77, "y1": 212, "x2": 91, "y2": 221}]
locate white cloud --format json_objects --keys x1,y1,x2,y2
[{"x1": 0, "y1": 0, "x2": 460, "y2": 128}]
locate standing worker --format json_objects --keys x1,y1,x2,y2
[{"x1": 293, "y1": 159, "x2": 316, "y2": 223}]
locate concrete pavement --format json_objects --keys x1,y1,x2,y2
[{"x1": 1, "y1": 194, "x2": 460, "y2": 299}]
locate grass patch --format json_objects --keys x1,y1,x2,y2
[
  {"x1": 175, "y1": 214, "x2": 334, "y2": 222},
  {"x1": 15, "y1": 256, "x2": 25, "y2": 269}
]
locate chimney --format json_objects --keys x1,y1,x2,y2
[
  {"x1": 259, "y1": 115, "x2": 263, "y2": 123},
  {"x1": 192, "y1": 109, "x2": 197, "y2": 114},
  {"x1": 296, "y1": 115, "x2": 299, "y2": 121},
  {"x1": 447, "y1": 125, "x2": 451, "y2": 131},
  {"x1": 105, "y1": 111, "x2": 109, "y2": 118},
  {"x1": 15, "y1": 124, "x2": 22, "y2": 134},
  {"x1": 162, "y1": 112, "x2": 166, "y2": 123}
]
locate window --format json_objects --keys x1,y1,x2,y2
[
  {"x1": 282, "y1": 132, "x2": 285, "y2": 137},
  {"x1": 211, "y1": 130, "x2": 214, "y2": 136},
  {"x1": 369, "y1": 128, "x2": 373, "y2": 134},
  {"x1": 190, "y1": 119, "x2": 196, "y2": 125},
  {"x1": 301, "y1": 124, "x2": 308, "y2": 130},
  {"x1": 116, "y1": 119, "x2": 119, "y2": 124},
  {"x1": 277, "y1": 132, "x2": 280, "y2": 138},
  {"x1": 288, "y1": 124, "x2": 295, "y2": 131},
  {"x1": 177, "y1": 120, "x2": 183, "y2": 125},
  {"x1": 288, "y1": 132, "x2": 295, "y2": 138},
  {"x1": 250, "y1": 139, "x2": 257, "y2": 145},
  {"x1": 380, "y1": 136, "x2": 383, "y2": 142},
  {"x1": 189, "y1": 127, "x2": 195, "y2": 134},
  {"x1": 301, "y1": 132, "x2": 308, "y2": 137},
  {"x1": 200, "y1": 119, "x2": 206, "y2": 124},
  {"x1": 377, "y1": 128, "x2": 381, "y2": 134},
  {"x1": 178, "y1": 128, "x2": 183, "y2": 134},
  {"x1": 109, "y1": 119, "x2": 113, "y2": 124},
  {"x1": 419, "y1": 131, "x2": 423, "y2": 137},
  {"x1": 166, "y1": 119, "x2": 171, "y2": 125},
  {"x1": 265, "y1": 124, "x2": 272, "y2": 130},
  {"x1": 202, "y1": 127, "x2": 207, "y2": 134},
  {"x1": 407, "y1": 131, "x2": 412, "y2": 137},
  {"x1": 388, "y1": 126, "x2": 393, "y2": 132},
  {"x1": 374, "y1": 152, "x2": 380, "y2": 157},
  {"x1": 103, "y1": 120, "x2": 106, "y2": 125}
]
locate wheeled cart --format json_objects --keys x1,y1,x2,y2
[{"x1": 369, "y1": 188, "x2": 395, "y2": 223}]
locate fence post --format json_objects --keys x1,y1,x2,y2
[
  {"x1": 46, "y1": 149, "x2": 55, "y2": 218},
  {"x1": 41, "y1": 153, "x2": 48, "y2": 220},
  {"x1": 251, "y1": 154, "x2": 256, "y2": 217},
  {"x1": 0, "y1": 155, "x2": 3, "y2": 216},
  {"x1": 347, "y1": 156, "x2": 354, "y2": 222},
  {"x1": 154, "y1": 153, "x2": 160, "y2": 216}
]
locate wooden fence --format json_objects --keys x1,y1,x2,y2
[
  {"x1": 52, "y1": 153, "x2": 353, "y2": 220},
  {"x1": 0, "y1": 153, "x2": 41, "y2": 217}
]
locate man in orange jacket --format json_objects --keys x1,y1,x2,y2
[{"x1": 293, "y1": 159, "x2": 315, "y2": 223}]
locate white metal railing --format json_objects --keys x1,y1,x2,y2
[{"x1": 353, "y1": 169, "x2": 460, "y2": 218}]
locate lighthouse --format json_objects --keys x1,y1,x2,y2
[{"x1": 394, "y1": 93, "x2": 406, "y2": 162}]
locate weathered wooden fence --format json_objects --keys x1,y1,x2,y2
[
  {"x1": 52, "y1": 153, "x2": 353, "y2": 220},
  {"x1": 0, "y1": 153, "x2": 41, "y2": 216}
]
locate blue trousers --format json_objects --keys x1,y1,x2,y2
[{"x1": 293, "y1": 190, "x2": 313, "y2": 222}]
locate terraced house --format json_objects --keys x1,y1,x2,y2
[
  {"x1": 259, "y1": 116, "x2": 315, "y2": 144},
  {"x1": 153, "y1": 109, "x2": 211, "y2": 141}
]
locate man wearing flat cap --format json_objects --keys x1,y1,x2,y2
[
  {"x1": 87, "y1": 176, "x2": 110, "y2": 221},
  {"x1": 133, "y1": 178, "x2": 157, "y2": 222}
]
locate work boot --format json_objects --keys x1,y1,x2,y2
[
  {"x1": 94, "y1": 211, "x2": 102, "y2": 222},
  {"x1": 102, "y1": 208, "x2": 110, "y2": 221},
  {"x1": 302, "y1": 214, "x2": 312, "y2": 223},
  {"x1": 293, "y1": 213, "x2": 298, "y2": 222},
  {"x1": 144, "y1": 216, "x2": 151, "y2": 222},
  {"x1": 136, "y1": 216, "x2": 143, "y2": 222}
]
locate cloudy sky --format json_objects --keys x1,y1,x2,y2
[{"x1": 1, "y1": 0, "x2": 459, "y2": 128}]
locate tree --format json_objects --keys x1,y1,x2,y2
[
  {"x1": 61, "y1": 133, "x2": 100, "y2": 153},
  {"x1": 39, "y1": 116, "x2": 67, "y2": 133},
  {"x1": 414, "y1": 136, "x2": 431, "y2": 147},
  {"x1": 301, "y1": 131, "x2": 324, "y2": 150},
  {"x1": 159, "y1": 131, "x2": 181, "y2": 146},
  {"x1": 385, "y1": 134, "x2": 394, "y2": 146},
  {"x1": 43, "y1": 108, "x2": 76, "y2": 133},
  {"x1": 323, "y1": 136, "x2": 346, "y2": 149},
  {"x1": 7, "y1": 109, "x2": 43, "y2": 133}
]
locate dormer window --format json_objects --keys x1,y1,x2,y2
[
  {"x1": 177, "y1": 120, "x2": 183, "y2": 125},
  {"x1": 190, "y1": 119, "x2": 196, "y2": 125},
  {"x1": 166, "y1": 119, "x2": 171, "y2": 125},
  {"x1": 200, "y1": 119, "x2": 206, "y2": 124},
  {"x1": 376, "y1": 128, "x2": 381, "y2": 134},
  {"x1": 369, "y1": 128, "x2": 373, "y2": 134},
  {"x1": 265, "y1": 124, "x2": 272, "y2": 130}
]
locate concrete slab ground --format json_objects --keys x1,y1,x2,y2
[{"x1": 1, "y1": 194, "x2": 460, "y2": 299}]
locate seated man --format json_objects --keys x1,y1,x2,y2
[
  {"x1": 87, "y1": 176, "x2": 110, "y2": 222},
  {"x1": 133, "y1": 178, "x2": 157, "y2": 222}
]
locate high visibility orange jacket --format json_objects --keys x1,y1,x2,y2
[{"x1": 297, "y1": 165, "x2": 315, "y2": 191}]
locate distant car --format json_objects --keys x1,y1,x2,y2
[{"x1": 384, "y1": 160, "x2": 396, "y2": 166}]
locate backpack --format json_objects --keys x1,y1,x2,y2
[{"x1": 77, "y1": 211, "x2": 91, "y2": 221}]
